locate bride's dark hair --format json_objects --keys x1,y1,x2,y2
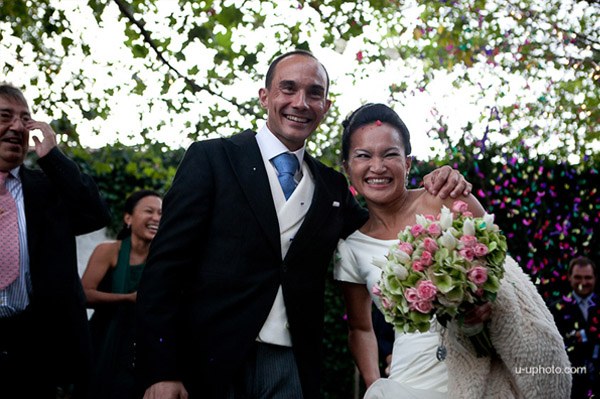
[{"x1": 341, "y1": 103, "x2": 412, "y2": 162}]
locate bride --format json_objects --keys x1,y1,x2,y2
[{"x1": 334, "y1": 103, "x2": 571, "y2": 398}]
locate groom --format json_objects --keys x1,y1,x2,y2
[{"x1": 136, "y1": 50, "x2": 471, "y2": 399}]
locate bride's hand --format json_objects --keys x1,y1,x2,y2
[
  {"x1": 423, "y1": 165, "x2": 472, "y2": 199},
  {"x1": 464, "y1": 302, "x2": 492, "y2": 325}
]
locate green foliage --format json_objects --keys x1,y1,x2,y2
[
  {"x1": 2, "y1": 0, "x2": 595, "y2": 166},
  {"x1": 67, "y1": 142, "x2": 184, "y2": 235},
  {"x1": 2, "y1": 1, "x2": 598, "y2": 396}
]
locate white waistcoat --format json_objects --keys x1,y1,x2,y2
[{"x1": 257, "y1": 160, "x2": 315, "y2": 346}]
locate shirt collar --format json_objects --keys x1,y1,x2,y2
[
  {"x1": 6, "y1": 166, "x2": 21, "y2": 181},
  {"x1": 573, "y1": 291, "x2": 594, "y2": 306},
  {"x1": 256, "y1": 123, "x2": 305, "y2": 166}
]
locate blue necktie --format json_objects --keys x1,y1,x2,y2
[{"x1": 272, "y1": 153, "x2": 299, "y2": 200}]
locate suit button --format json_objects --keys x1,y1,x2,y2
[{"x1": 282, "y1": 263, "x2": 288, "y2": 272}]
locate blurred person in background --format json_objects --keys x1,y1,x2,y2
[
  {"x1": 551, "y1": 256, "x2": 600, "y2": 398},
  {"x1": 82, "y1": 190, "x2": 162, "y2": 399}
]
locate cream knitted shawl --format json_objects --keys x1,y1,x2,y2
[{"x1": 444, "y1": 256, "x2": 572, "y2": 398}]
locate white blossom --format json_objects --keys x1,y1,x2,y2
[
  {"x1": 439, "y1": 206, "x2": 453, "y2": 229},
  {"x1": 463, "y1": 219, "x2": 475, "y2": 236},
  {"x1": 416, "y1": 214, "x2": 428, "y2": 226},
  {"x1": 391, "y1": 248, "x2": 411, "y2": 263},
  {"x1": 439, "y1": 230, "x2": 458, "y2": 250}
]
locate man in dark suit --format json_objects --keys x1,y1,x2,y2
[
  {"x1": 551, "y1": 256, "x2": 600, "y2": 398},
  {"x1": 136, "y1": 50, "x2": 471, "y2": 399},
  {"x1": 0, "y1": 83, "x2": 111, "y2": 398}
]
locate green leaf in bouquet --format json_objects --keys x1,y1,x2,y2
[
  {"x1": 466, "y1": 280, "x2": 478, "y2": 293},
  {"x1": 484, "y1": 291, "x2": 498, "y2": 303},
  {"x1": 405, "y1": 272, "x2": 423, "y2": 287},
  {"x1": 434, "y1": 247, "x2": 450, "y2": 264},
  {"x1": 408, "y1": 310, "x2": 431, "y2": 325},
  {"x1": 445, "y1": 284, "x2": 465, "y2": 303},
  {"x1": 432, "y1": 273, "x2": 454, "y2": 293},
  {"x1": 483, "y1": 275, "x2": 500, "y2": 293},
  {"x1": 385, "y1": 274, "x2": 403, "y2": 293}
]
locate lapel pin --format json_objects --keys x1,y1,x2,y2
[{"x1": 332, "y1": 201, "x2": 340, "y2": 207}]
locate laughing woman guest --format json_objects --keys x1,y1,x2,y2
[{"x1": 81, "y1": 190, "x2": 162, "y2": 399}]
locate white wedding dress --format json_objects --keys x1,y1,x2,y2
[{"x1": 335, "y1": 230, "x2": 448, "y2": 399}]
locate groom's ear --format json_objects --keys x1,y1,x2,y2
[{"x1": 258, "y1": 87, "x2": 268, "y2": 109}]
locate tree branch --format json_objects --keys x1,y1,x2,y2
[{"x1": 111, "y1": 0, "x2": 256, "y2": 116}]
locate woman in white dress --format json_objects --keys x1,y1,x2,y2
[{"x1": 334, "y1": 103, "x2": 571, "y2": 399}]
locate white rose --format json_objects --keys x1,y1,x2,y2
[
  {"x1": 393, "y1": 264, "x2": 409, "y2": 280},
  {"x1": 463, "y1": 219, "x2": 475, "y2": 236},
  {"x1": 416, "y1": 214, "x2": 428, "y2": 226},
  {"x1": 391, "y1": 248, "x2": 411, "y2": 263},
  {"x1": 439, "y1": 230, "x2": 458, "y2": 250},
  {"x1": 439, "y1": 206, "x2": 453, "y2": 229},
  {"x1": 483, "y1": 213, "x2": 495, "y2": 231}
]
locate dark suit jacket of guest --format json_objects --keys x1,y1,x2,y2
[
  {"x1": 551, "y1": 292, "x2": 600, "y2": 368},
  {"x1": 136, "y1": 130, "x2": 368, "y2": 398},
  {"x1": 18, "y1": 148, "x2": 111, "y2": 393}
]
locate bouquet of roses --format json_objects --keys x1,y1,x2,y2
[{"x1": 372, "y1": 200, "x2": 507, "y2": 357}]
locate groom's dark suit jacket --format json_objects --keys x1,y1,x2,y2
[{"x1": 136, "y1": 130, "x2": 368, "y2": 398}]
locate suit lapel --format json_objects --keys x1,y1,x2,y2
[
  {"x1": 19, "y1": 167, "x2": 43, "y2": 270},
  {"x1": 224, "y1": 130, "x2": 281, "y2": 257}
]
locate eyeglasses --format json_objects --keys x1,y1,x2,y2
[{"x1": 0, "y1": 110, "x2": 31, "y2": 125}]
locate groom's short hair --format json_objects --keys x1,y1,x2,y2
[
  {"x1": 264, "y1": 49, "x2": 330, "y2": 95},
  {"x1": 568, "y1": 256, "x2": 596, "y2": 276}
]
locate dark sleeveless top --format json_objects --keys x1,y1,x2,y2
[
  {"x1": 111, "y1": 236, "x2": 144, "y2": 294},
  {"x1": 89, "y1": 236, "x2": 145, "y2": 399}
]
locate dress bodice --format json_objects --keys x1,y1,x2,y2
[{"x1": 335, "y1": 230, "x2": 448, "y2": 397}]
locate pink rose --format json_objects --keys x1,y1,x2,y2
[
  {"x1": 399, "y1": 242, "x2": 414, "y2": 255},
  {"x1": 462, "y1": 211, "x2": 474, "y2": 218},
  {"x1": 410, "y1": 224, "x2": 425, "y2": 237},
  {"x1": 381, "y1": 297, "x2": 394, "y2": 310},
  {"x1": 423, "y1": 237, "x2": 439, "y2": 253},
  {"x1": 427, "y1": 223, "x2": 442, "y2": 237},
  {"x1": 474, "y1": 243, "x2": 489, "y2": 257},
  {"x1": 459, "y1": 235, "x2": 478, "y2": 248},
  {"x1": 420, "y1": 251, "x2": 433, "y2": 266},
  {"x1": 459, "y1": 248, "x2": 475, "y2": 261},
  {"x1": 425, "y1": 214, "x2": 435, "y2": 221},
  {"x1": 413, "y1": 300, "x2": 434, "y2": 314},
  {"x1": 452, "y1": 200, "x2": 469, "y2": 214},
  {"x1": 371, "y1": 284, "x2": 382, "y2": 297},
  {"x1": 474, "y1": 288, "x2": 485, "y2": 297},
  {"x1": 416, "y1": 280, "x2": 437, "y2": 301},
  {"x1": 467, "y1": 266, "x2": 488, "y2": 285},
  {"x1": 412, "y1": 260, "x2": 424, "y2": 272},
  {"x1": 404, "y1": 287, "x2": 419, "y2": 303}
]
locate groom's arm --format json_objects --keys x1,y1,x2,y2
[{"x1": 423, "y1": 165, "x2": 472, "y2": 199}]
